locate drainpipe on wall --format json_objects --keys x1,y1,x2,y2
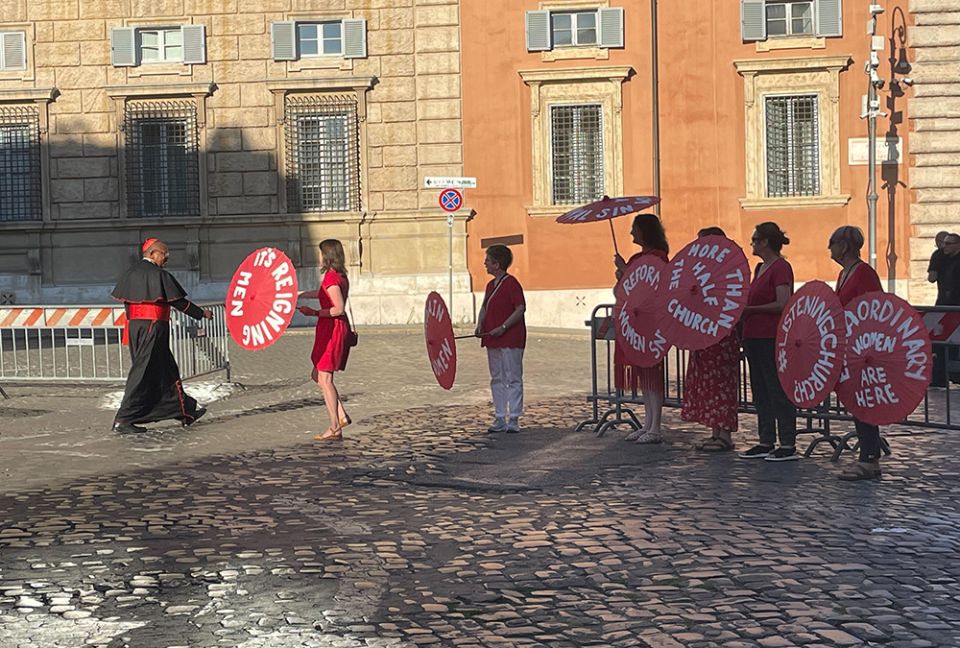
[{"x1": 651, "y1": 0, "x2": 661, "y2": 216}]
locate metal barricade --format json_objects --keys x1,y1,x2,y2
[
  {"x1": 0, "y1": 303, "x2": 229, "y2": 385},
  {"x1": 579, "y1": 303, "x2": 960, "y2": 459}
]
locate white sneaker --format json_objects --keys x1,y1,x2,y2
[
  {"x1": 487, "y1": 418, "x2": 506, "y2": 433},
  {"x1": 506, "y1": 417, "x2": 520, "y2": 433}
]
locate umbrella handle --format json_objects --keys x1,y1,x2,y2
[
  {"x1": 609, "y1": 219, "x2": 620, "y2": 258},
  {"x1": 454, "y1": 333, "x2": 481, "y2": 339}
]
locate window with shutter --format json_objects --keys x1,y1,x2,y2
[
  {"x1": 272, "y1": 21, "x2": 297, "y2": 61},
  {"x1": 765, "y1": 1, "x2": 814, "y2": 37},
  {"x1": 815, "y1": 0, "x2": 842, "y2": 38},
  {"x1": 181, "y1": 25, "x2": 206, "y2": 65},
  {"x1": 598, "y1": 8, "x2": 624, "y2": 49},
  {"x1": 525, "y1": 11, "x2": 551, "y2": 52},
  {"x1": 342, "y1": 19, "x2": 366, "y2": 59},
  {"x1": 0, "y1": 32, "x2": 27, "y2": 71},
  {"x1": 741, "y1": 0, "x2": 767, "y2": 42},
  {"x1": 111, "y1": 27, "x2": 137, "y2": 67}
]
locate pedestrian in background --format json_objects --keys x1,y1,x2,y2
[
  {"x1": 681, "y1": 227, "x2": 740, "y2": 452},
  {"x1": 476, "y1": 245, "x2": 527, "y2": 434},
  {"x1": 613, "y1": 213, "x2": 669, "y2": 444},
  {"x1": 829, "y1": 226, "x2": 885, "y2": 481},
  {"x1": 298, "y1": 239, "x2": 353, "y2": 442},
  {"x1": 932, "y1": 233, "x2": 960, "y2": 386},
  {"x1": 738, "y1": 222, "x2": 798, "y2": 461},
  {"x1": 111, "y1": 238, "x2": 212, "y2": 434}
]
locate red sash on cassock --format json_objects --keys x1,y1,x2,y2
[{"x1": 122, "y1": 302, "x2": 171, "y2": 346}]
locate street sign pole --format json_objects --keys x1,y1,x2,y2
[{"x1": 438, "y1": 188, "x2": 464, "y2": 320}]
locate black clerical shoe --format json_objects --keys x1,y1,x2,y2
[
  {"x1": 113, "y1": 421, "x2": 147, "y2": 434},
  {"x1": 183, "y1": 406, "x2": 207, "y2": 427}
]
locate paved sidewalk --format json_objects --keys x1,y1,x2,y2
[{"x1": 1, "y1": 329, "x2": 959, "y2": 647}]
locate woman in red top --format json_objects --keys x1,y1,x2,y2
[
  {"x1": 738, "y1": 222, "x2": 798, "y2": 461},
  {"x1": 830, "y1": 225, "x2": 885, "y2": 481},
  {"x1": 298, "y1": 239, "x2": 353, "y2": 442},
  {"x1": 476, "y1": 245, "x2": 526, "y2": 433},
  {"x1": 681, "y1": 227, "x2": 741, "y2": 451},
  {"x1": 613, "y1": 213, "x2": 669, "y2": 443}
]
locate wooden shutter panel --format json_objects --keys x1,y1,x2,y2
[
  {"x1": 525, "y1": 10, "x2": 551, "y2": 52},
  {"x1": 816, "y1": 0, "x2": 843, "y2": 37},
  {"x1": 598, "y1": 8, "x2": 624, "y2": 49},
  {"x1": 1, "y1": 32, "x2": 26, "y2": 70},
  {"x1": 111, "y1": 26, "x2": 137, "y2": 66},
  {"x1": 271, "y1": 21, "x2": 297, "y2": 61},
  {"x1": 181, "y1": 24, "x2": 206, "y2": 64},
  {"x1": 741, "y1": 0, "x2": 766, "y2": 42},
  {"x1": 342, "y1": 19, "x2": 367, "y2": 58}
]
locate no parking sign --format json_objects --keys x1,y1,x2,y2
[{"x1": 438, "y1": 188, "x2": 463, "y2": 212}]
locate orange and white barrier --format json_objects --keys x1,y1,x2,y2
[{"x1": 0, "y1": 307, "x2": 127, "y2": 329}]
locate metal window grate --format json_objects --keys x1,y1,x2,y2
[
  {"x1": 124, "y1": 100, "x2": 200, "y2": 218},
  {"x1": 0, "y1": 106, "x2": 41, "y2": 221},
  {"x1": 284, "y1": 94, "x2": 360, "y2": 213},
  {"x1": 551, "y1": 104, "x2": 604, "y2": 205},
  {"x1": 765, "y1": 95, "x2": 820, "y2": 197}
]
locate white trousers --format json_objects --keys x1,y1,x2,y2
[{"x1": 487, "y1": 347, "x2": 524, "y2": 419}]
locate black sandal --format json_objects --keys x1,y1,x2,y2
[{"x1": 700, "y1": 437, "x2": 734, "y2": 452}]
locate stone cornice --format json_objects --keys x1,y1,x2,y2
[
  {"x1": 104, "y1": 82, "x2": 216, "y2": 99},
  {"x1": 265, "y1": 76, "x2": 377, "y2": 94},
  {"x1": 0, "y1": 87, "x2": 58, "y2": 103},
  {"x1": 734, "y1": 55, "x2": 852, "y2": 75},
  {"x1": 518, "y1": 65, "x2": 633, "y2": 85}
]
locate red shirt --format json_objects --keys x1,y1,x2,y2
[
  {"x1": 481, "y1": 274, "x2": 526, "y2": 349},
  {"x1": 742, "y1": 256, "x2": 794, "y2": 339},
  {"x1": 836, "y1": 262, "x2": 882, "y2": 306}
]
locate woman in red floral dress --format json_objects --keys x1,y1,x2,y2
[
  {"x1": 680, "y1": 227, "x2": 741, "y2": 451},
  {"x1": 298, "y1": 239, "x2": 352, "y2": 442}
]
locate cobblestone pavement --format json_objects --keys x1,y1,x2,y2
[{"x1": 1, "y1": 330, "x2": 959, "y2": 647}]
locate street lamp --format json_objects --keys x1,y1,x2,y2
[{"x1": 863, "y1": 3, "x2": 887, "y2": 272}]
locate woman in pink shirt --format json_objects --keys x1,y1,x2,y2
[{"x1": 738, "y1": 222, "x2": 798, "y2": 462}]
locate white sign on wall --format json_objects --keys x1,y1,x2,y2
[{"x1": 848, "y1": 137, "x2": 902, "y2": 166}]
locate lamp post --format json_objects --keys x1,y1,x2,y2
[{"x1": 864, "y1": 3, "x2": 887, "y2": 272}]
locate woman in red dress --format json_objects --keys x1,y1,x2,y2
[
  {"x1": 614, "y1": 213, "x2": 669, "y2": 443},
  {"x1": 829, "y1": 225, "x2": 885, "y2": 481},
  {"x1": 680, "y1": 227, "x2": 740, "y2": 451},
  {"x1": 298, "y1": 239, "x2": 352, "y2": 442}
]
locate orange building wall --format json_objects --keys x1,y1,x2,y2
[{"x1": 462, "y1": 0, "x2": 912, "y2": 293}]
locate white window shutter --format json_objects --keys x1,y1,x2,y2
[
  {"x1": 111, "y1": 26, "x2": 137, "y2": 66},
  {"x1": 271, "y1": 21, "x2": 297, "y2": 61},
  {"x1": 598, "y1": 8, "x2": 624, "y2": 49},
  {"x1": 816, "y1": 0, "x2": 843, "y2": 37},
  {"x1": 1, "y1": 32, "x2": 26, "y2": 70},
  {"x1": 525, "y1": 10, "x2": 551, "y2": 52},
  {"x1": 181, "y1": 24, "x2": 206, "y2": 64},
  {"x1": 342, "y1": 19, "x2": 367, "y2": 58},
  {"x1": 741, "y1": 0, "x2": 767, "y2": 42}
]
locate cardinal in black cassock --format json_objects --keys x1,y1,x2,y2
[{"x1": 110, "y1": 238, "x2": 212, "y2": 434}]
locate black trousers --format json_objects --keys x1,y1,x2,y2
[
  {"x1": 744, "y1": 337, "x2": 797, "y2": 447},
  {"x1": 854, "y1": 419, "x2": 882, "y2": 462}
]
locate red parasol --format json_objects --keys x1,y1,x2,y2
[
  {"x1": 613, "y1": 254, "x2": 670, "y2": 367},
  {"x1": 424, "y1": 291, "x2": 457, "y2": 390},
  {"x1": 226, "y1": 247, "x2": 298, "y2": 351},
  {"x1": 776, "y1": 281, "x2": 846, "y2": 408},
  {"x1": 836, "y1": 292, "x2": 932, "y2": 425},
  {"x1": 658, "y1": 235, "x2": 750, "y2": 351},
  {"x1": 555, "y1": 195, "x2": 660, "y2": 257}
]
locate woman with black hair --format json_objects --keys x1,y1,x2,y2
[{"x1": 738, "y1": 222, "x2": 798, "y2": 461}]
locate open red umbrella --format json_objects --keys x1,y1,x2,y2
[
  {"x1": 424, "y1": 291, "x2": 457, "y2": 390},
  {"x1": 226, "y1": 247, "x2": 298, "y2": 351},
  {"x1": 658, "y1": 235, "x2": 750, "y2": 351},
  {"x1": 556, "y1": 195, "x2": 660, "y2": 257},
  {"x1": 776, "y1": 281, "x2": 846, "y2": 408},
  {"x1": 836, "y1": 292, "x2": 932, "y2": 425},
  {"x1": 613, "y1": 253, "x2": 670, "y2": 367}
]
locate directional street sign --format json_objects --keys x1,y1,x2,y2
[
  {"x1": 424, "y1": 176, "x2": 477, "y2": 189},
  {"x1": 438, "y1": 189, "x2": 463, "y2": 213}
]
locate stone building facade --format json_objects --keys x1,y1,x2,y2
[
  {"x1": 0, "y1": 0, "x2": 468, "y2": 324},
  {"x1": 909, "y1": 0, "x2": 960, "y2": 303}
]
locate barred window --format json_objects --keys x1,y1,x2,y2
[
  {"x1": 765, "y1": 95, "x2": 820, "y2": 197},
  {"x1": 284, "y1": 94, "x2": 360, "y2": 213},
  {"x1": 551, "y1": 104, "x2": 604, "y2": 204},
  {"x1": 124, "y1": 101, "x2": 200, "y2": 217},
  {"x1": 0, "y1": 106, "x2": 42, "y2": 222}
]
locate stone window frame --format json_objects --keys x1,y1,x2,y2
[
  {"x1": 0, "y1": 23, "x2": 35, "y2": 82},
  {"x1": 536, "y1": 0, "x2": 612, "y2": 62},
  {"x1": 267, "y1": 77, "x2": 375, "y2": 219},
  {"x1": 734, "y1": 56, "x2": 851, "y2": 210},
  {"x1": 116, "y1": 17, "x2": 203, "y2": 78},
  {"x1": 279, "y1": 11, "x2": 365, "y2": 74},
  {"x1": 519, "y1": 66, "x2": 631, "y2": 218},
  {"x1": 106, "y1": 82, "x2": 214, "y2": 220},
  {"x1": 0, "y1": 87, "x2": 58, "y2": 226}
]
